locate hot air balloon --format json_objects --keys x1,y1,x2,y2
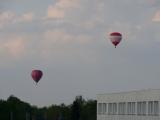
[
  {"x1": 109, "y1": 32, "x2": 122, "y2": 48},
  {"x1": 31, "y1": 70, "x2": 43, "y2": 84}
]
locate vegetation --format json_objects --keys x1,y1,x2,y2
[{"x1": 0, "y1": 95, "x2": 97, "y2": 120}]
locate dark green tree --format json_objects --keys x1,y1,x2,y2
[{"x1": 0, "y1": 95, "x2": 97, "y2": 120}]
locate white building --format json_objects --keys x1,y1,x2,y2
[{"x1": 97, "y1": 89, "x2": 160, "y2": 120}]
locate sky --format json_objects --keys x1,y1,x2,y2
[{"x1": 0, "y1": 0, "x2": 160, "y2": 107}]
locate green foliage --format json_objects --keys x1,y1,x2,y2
[{"x1": 0, "y1": 95, "x2": 96, "y2": 120}]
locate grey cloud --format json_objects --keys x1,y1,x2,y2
[{"x1": 0, "y1": 0, "x2": 160, "y2": 106}]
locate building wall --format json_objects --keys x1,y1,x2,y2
[
  {"x1": 97, "y1": 89, "x2": 160, "y2": 120},
  {"x1": 97, "y1": 115, "x2": 160, "y2": 120}
]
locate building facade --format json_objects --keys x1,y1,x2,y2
[{"x1": 97, "y1": 89, "x2": 160, "y2": 120}]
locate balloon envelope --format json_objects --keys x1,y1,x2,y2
[
  {"x1": 31, "y1": 70, "x2": 43, "y2": 83},
  {"x1": 109, "y1": 32, "x2": 122, "y2": 48}
]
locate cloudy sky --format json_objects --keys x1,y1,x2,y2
[{"x1": 0, "y1": 0, "x2": 160, "y2": 106}]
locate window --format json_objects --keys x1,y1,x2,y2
[
  {"x1": 98, "y1": 103, "x2": 107, "y2": 114},
  {"x1": 113, "y1": 103, "x2": 117, "y2": 114},
  {"x1": 98, "y1": 103, "x2": 102, "y2": 114},
  {"x1": 118, "y1": 102, "x2": 126, "y2": 115},
  {"x1": 154, "y1": 101, "x2": 159, "y2": 115},
  {"x1": 108, "y1": 103, "x2": 113, "y2": 114},
  {"x1": 127, "y1": 102, "x2": 135, "y2": 115},
  {"x1": 148, "y1": 101, "x2": 153, "y2": 115},
  {"x1": 148, "y1": 101, "x2": 159, "y2": 115},
  {"x1": 107, "y1": 103, "x2": 117, "y2": 115},
  {"x1": 102, "y1": 103, "x2": 107, "y2": 114},
  {"x1": 137, "y1": 101, "x2": 146, "y2": 115}
]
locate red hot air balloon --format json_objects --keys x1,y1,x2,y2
[
  {"x1": 109, "y1": 32, "x2": 122, "y2": 48},
  {"x1": 31, "y1": 70, "x2": 43, "y2": 84}
]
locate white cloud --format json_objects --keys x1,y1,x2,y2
[
  {"x1": 40, "y1": 29, "x2": 92, "y2": 59},
  {"x1": 0, "y1": 11, "x2": 34, "y2": 28},
  {"x1": 44, "y1": 29, "x2": 91, "y2": 45},
  {"x1": 0, "y1": 36, "x2": 26, "y2": 58},
  {"x1": 4, "y1": 38, "x2": 25, "y2": 57},
  {"x1": 15, "y1": 12, "x2": 34, "y2": 23},
  {"x1": 152, "y1": 10, "x2": 160, "y2": 22},
  {"x1": 44, "y1": 30, "x2": 73, "y2": 44},
  {"x1": 47, "y1": 6, "x2": 65, "y2": 19},
  {"x1": 0, "y1": 11, "x2": 15, "y2": 28},
  {"x1": 47, "y1": 0, "x2": 80, "y2": 19}
]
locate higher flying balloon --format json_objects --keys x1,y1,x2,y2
[{"x1": 109, "y1": 32, "x2": 122, "y2": 48}]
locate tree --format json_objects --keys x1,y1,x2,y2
[
  {"x1": 0, "y1": 95, "x2": 97, "y2": 120},
  {"x1": 71, "y1": 96, "x2": 85, "y2": 120}
]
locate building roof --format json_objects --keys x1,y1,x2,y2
[{"x1": 97, "y1": 89, "x2": 160, "y2": 102}]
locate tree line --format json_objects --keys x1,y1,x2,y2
[{"x1": 0, "y1": 95, "x2": 97, "y2": 120}]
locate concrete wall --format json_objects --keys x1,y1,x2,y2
[
  {"x1": 97, "y1": 89, "x2": 160, "y2": 120},
  {"x1": 97, "y1": 89, "x2": 160, "y2": 103},
  {"x1": 97, "y1": 115, "x2": 160, "y2": 120}
]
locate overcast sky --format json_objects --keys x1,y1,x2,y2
[{"x1": 0, "y1": 0, "x2": 160, "y2": 107}]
